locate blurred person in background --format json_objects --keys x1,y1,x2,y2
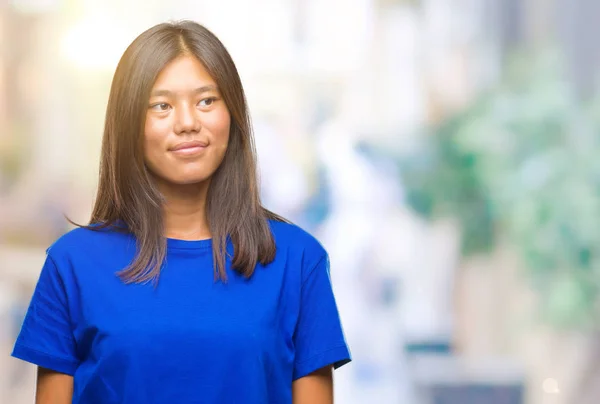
[{"x1": 10, "y1": 20, "x2": 350, "y2": 404}]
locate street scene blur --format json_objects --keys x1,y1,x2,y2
[{"x1": 2, "y1": 0, "x2": 600, "y2": 403}]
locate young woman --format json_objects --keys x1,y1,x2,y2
[{"x1": 12, "y1": 20, "x2": 350, "y2": 403}]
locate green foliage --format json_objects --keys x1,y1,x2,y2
[{"x1": 401, "y1": 51, "x2": 600, "y2": 329}]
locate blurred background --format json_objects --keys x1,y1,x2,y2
[{"x1": 2, "y1": 0, "x2": 600, "y2": 403}]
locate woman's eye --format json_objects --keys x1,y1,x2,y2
[
  {"x1": 198, "y1": 98, "x2": 216, "y2": 107},
  {"x1": 150, "y1": 103, "x2": 170, "y2": 111}
]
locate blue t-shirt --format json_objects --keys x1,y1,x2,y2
[{"x1": 12, "y1": 220, "x2": 351, "y2": 403}]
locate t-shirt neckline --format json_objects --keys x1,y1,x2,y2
[{"x1": 166, "y1": 237, "x2": 212, "y2": 250}]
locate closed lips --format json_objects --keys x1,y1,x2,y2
[{"x1": 170, "y1": 141, "x2": 208, "y2": 151}]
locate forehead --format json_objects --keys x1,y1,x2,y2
[{"x1": 152, "y1": 55, "x2": 216, "y2": 90}]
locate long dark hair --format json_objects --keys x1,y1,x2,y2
[{"x1": 86, "y1": 20, "x2": 286, "y2": 284}]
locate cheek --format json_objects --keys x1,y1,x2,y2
[
  {"x1": 206, "y1": 109, "x2": 231, "y2": 147},
  {"x1": 143, "y1": 118, "x2": 169, "y2": 164}
]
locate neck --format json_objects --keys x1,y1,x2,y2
[{"x1": 158, "y1": 180, "x2": 212, "y2": 240}]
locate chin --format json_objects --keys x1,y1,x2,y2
[
  {"x1": 170, "y1": 176, "x2": 211, "y2": 186},
  {"x1": 150, "y1": 167, "x2": 214, "y2": 188}
]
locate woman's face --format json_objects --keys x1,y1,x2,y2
[{"x1": 144, "y1": 55, "x2": 230, "y2": 187}]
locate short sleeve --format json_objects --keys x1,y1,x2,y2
[
  {"x1": 293, "y1": 253, "x2": 351, "y2": 380},
  {"x1": 11, "y1": 254, "x2": 80, "y2": 375}
]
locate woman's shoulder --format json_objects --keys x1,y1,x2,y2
[
  {"x1": 47, "y1": 223, "x2": 130, "y2": 259},
  {"x1": 268, "y1": 219, "x2": 327, "y2": 259}
]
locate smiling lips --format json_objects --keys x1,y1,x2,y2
[{"x1": 170, "y1": 140, "x2": 208, "y2": 156}]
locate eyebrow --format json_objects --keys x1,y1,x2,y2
[{"x1": 150, "y1": 85, "x2": 219, "y2": 98}]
